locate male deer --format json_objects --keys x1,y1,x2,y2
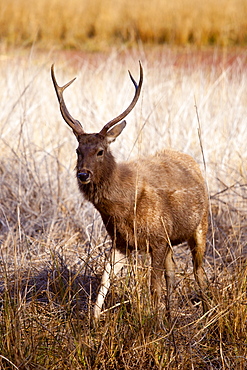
[{"x1": 51, "y1": 63, "x2": 209, "y2": 319}]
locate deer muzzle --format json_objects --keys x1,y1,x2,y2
[{"x1": 77, "y1": 171, "x2": 91, "y2": 184}]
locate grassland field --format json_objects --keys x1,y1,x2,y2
[
  {"x1": 0, "y1": 0, "x2": 247, "y2": 49},
  {"x1": 0, "y1": 41, "x2": 246, "y2": 369}
]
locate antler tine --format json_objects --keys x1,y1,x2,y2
[
  {"x1": 51, "y1": 64, "x2": 84, "y2": 136},
  {"x1": 99, "y1": 62, "x2": 143, "y2": 136}
]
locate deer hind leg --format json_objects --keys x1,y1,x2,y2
[
  {"x1": 164, "y1": 247, "x2": 175, "y2": 310},
  {"x1": 188, "y1": 216, "x2": 208, "y2": 313},
  {"x1": 94, "y1": 248, "x2": 127, "y2": 320}
]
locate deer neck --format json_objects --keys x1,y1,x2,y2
[{"x1": 96, "y1": 162, "x2": 136, "y2": 217}]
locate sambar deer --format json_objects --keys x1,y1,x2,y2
[{"x1": 51, "y1": 63, "x2": 209, "y2": 319}]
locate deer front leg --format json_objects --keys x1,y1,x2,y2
[
  {"x1": 94, "y1": 248, "x2": 127, "y2": 320},
  {"x1": 151, "y1": 245, "x2": 175, "y2": 311}
]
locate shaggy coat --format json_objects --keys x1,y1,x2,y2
[{"x1": 51, "y1": 63, "x2": 209, "y2": 319}]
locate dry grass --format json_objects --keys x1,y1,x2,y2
[
  {"x1": 0, "y1": 46, "x2": 246, "y2": 368},
  {"x1": 0, "y1": 0, "x2": 247, "y2": 49}
]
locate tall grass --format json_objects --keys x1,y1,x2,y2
[
  {"x1": 0, "y1": 0, "x2": 247, "y2": 48},
  {"x1": 0, "y1": 46, "x2": 246, "y2": 368}
]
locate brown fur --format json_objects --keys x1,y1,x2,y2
[
  {"x1": 77, "y1": 139, "x2": 209, "y2": 311},
  {"x1": 51, "y1": 63, "x2": 209, "y2": 319}
]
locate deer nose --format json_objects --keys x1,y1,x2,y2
[{"x1": 77, "y1": 171, "x2": 91, "y2": 184}]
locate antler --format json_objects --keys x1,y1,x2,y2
[
  {"x1": 99, "y1": 61, "x2": 143, "y2": 136},
  {"x1": 51, "y1": 64, "x2": 84, "y2": 136}
]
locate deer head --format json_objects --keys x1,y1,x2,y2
[{"x1": 51, "y1": 63, "x2": 143, "y2": 185}]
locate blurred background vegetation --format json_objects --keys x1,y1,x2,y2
[{"x1": 0, "y1": 0, "x2": 247, "y2": 50}]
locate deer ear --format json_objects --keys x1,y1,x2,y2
[{"x1": 105, "y1": 120, "x2": 126, "y2": 143}]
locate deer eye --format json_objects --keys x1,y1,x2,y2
[
  {"x1": 97, "y1": 149, "x2": 104, "y2": 157},
  {"x1": 76, "y1": 149, "x2": 84, "y2": 161}
]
